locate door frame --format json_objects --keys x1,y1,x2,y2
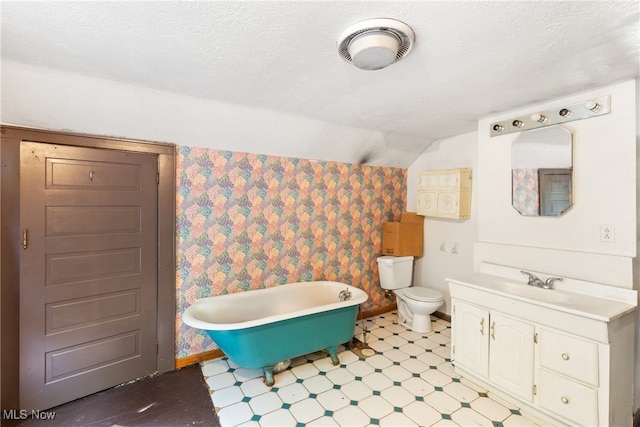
[{"x1": 1, "y1": 125, "x2": 176, "y2": 410}]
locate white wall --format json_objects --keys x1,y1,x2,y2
[
  {"x1": 406, "y1": 132, "x2": 478, "y2": 315},
  {"x1": 477, "y1": 79, "x2": 636, "y2": 288},
  {"x1": 409, "y1": 79, "x2": 638, "y2": 414},
  {"x1": 635, "y1": 76, "x2": 640, "y2": 419},
  {"x1": 0, "y1": 60, "x2": 426, "y2": 168}
]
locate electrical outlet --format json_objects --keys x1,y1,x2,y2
[{"x1": 600, "y1": 224, "x2": 615, "y2": 243}]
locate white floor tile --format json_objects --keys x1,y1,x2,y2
[
  {"x1": 217, "y1": 401, "x2": 253, "y2": 427},
  {"x1": 307, "y1": 415, "x2": 339, "y2": 426},
  {"x1": 380, "y1": 411, "x2": 418, "y2": 427},
  {"x1": 421, "y1": 368, "x2": 454, "y2": 387},
  {"x1": 206, "y1": 372, "x2": 236, "y2": 390},
  {"x1": 450, "y1": 407, "x2": 493, "y2": 426},
  {"x1": 290, "y1": 398, "x2": 325, "y2": 423},
  {"x1": 276, "y1": 382, "x2": 309, "y2": 404},
  {"x1": 403, "y1": 400, "x2": 443, "y2": 426},
  {"x1": 258, "y1": 408, "x2": 297, "y2": 427},
  {"x1": 362, "y1": 372, "x2": 393, "y2": 391},
  {"x1": 201, "y1": 358, "x2": 229, "y2": 377},
  {"x1": 248, "y1": 391, "x2": 282, "y2": 416},
  {"x1": 232, "y1": 367, "x2": 263, "y2": 382},
  {"x1": 401, "y1": 376, "x2": 436, "y2": 397},
  {"x1": 368, "y1": 340, "x2": 393, "y2": 353},
  {"x1": 423, "y1": 390, "x2": 462, "y2": 414},
  {"x1": 313, "y1": 356, "x2": 341, "y2": 372},
  {"x1": 291, "y1": 361, "x2": 320, "y2": 379},
  {"x1": 347, "y1": 360, "x2": 376, "y2": 377},
  {"x1": 417, "y1": 351, "x2": 446, "y2": 367},
  {"x1": 317, "y1": 389, "x2": 350, "y2": 411},
  {"x1": 211, "y1": 385, "x2": 244, "y2": 408},
  {"x1": 199, "y1": 310, "x2": 539, "y2": 427},
  {"x1": 341, "y1": 380, "x2": 373, "y2": 401},
  {"x1": 471, "y1": 396, "x2": 512, "y2": 421},
  {"x1": 502, "y1": 414, "x2": 536, "y2": 426},
  {"x1": 332, "y1": 405, "x2": 370, "y2": 427},
  {"x1": 399, "y1": 342, "x2": 428, "y2": 357},
  {"x1": 383, "y1": 335, "x2": 410, "y2": 347},
  {"x1": 443, "y1": 381, "x2": 479, "y2": 403},
  {"x1": 380, "y1": 364, "x2": 412, "y2": 383},
  {"x1": 326, "y1": 365, "x2": 357, "y2": 385},
  {"x1": 240, "y1": 377, "x2": 271, "y2": 398},
  {"x1": 303, "y1": 374, "x2": 334, "y2": 394},
  {"x1": 399, "y1": 357, "x2": 430, "y2": 374},
  {"x1": 380, "y1": 385, "x2": 415, "y2": 407},
  {"x1": 358, "y1": 395, "x2": 394, "y2": 419},
  {"x1": 365, "y1": 354, "x2": 394, "y2": 370}
]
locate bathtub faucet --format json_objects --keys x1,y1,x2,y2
[{"x1": 339, "y1": 288, "x2": 352, "y2": 301}]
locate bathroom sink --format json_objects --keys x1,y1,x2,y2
[{"x1": 491, "y1": 280, "x2": 569, "y2": 303}]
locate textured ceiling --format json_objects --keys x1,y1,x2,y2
[{"x1": 1, "y1": 1, "x2": 639, "y2": 165}]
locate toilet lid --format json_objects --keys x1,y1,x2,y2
[{"x1": 401, "y1": 287, "x2": 443, "y2": 302}]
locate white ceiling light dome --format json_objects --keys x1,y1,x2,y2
[{"x1": 338, "y1": 18, "x2": 415, "y2": 70}]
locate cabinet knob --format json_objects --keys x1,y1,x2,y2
[
  {"x1": 561, "y1": 353, "x2": 570, "y2": 361},
  {"x1": 561, "y1": 396, "x2": 569, "y2": 404}
]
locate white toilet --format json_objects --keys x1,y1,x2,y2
[{"x1": 377, "y1": 255, "x2": 444, "y2": 334}]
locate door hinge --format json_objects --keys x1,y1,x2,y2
[
  {"x1": 533, "y1": 384, "x2": 537, "y2": 395},
  {"x1": 453, "y1": 305, "x2": 455, "y2": 314},
  {"x1": 156, "y1": 342, "x2": 159, "y2": 355},
  {"x1": 22, "y1": 229, "x2": 28, "y2": 249},
  {"x1": 534, "y1": 333, "x2": 538, "y2": 343},
  {"x1": 156, "y1": 173, "x2": 160, "y2": 185},
  {"x1": 452, "y1": 345, "x2": 455, "y2": 355}
]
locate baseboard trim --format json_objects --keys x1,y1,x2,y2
[
  {"x1": 175, "y1": 349, "x2": 224, "y2": 369},
  {"x1": 175, "y1": 304, "x2": 399, "y2": 369},
  {"x1": 359, "y1": 304, "x2": 397, "y2": 319},
  {"x1": 433, "y1": 310, "x2": 451, "y2": 322}
]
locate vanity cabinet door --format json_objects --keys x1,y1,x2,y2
[
  {"x1": 489, "y1": 312, "x2": 535, "y2": 402},
  {"x1": 452, "y1": 301, "x2": 489, "y2": 378}
]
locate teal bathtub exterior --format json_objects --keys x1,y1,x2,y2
[{"x1": 182, "y1": 281, "x2": 368, "y2": 386}]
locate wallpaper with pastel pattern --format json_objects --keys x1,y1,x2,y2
[
  {"x1": 176, "y1": 146, "x2": 407, "y2": 358},
  {"x1": 512, "y1": 168, "x2": 539, "y2": 216}
]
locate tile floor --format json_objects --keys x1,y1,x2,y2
[{"x1": 201, "y1": 312, "x2": 544, "y2": 427}]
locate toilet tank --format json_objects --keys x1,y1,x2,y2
[{"x1": 377, "y1": 256, "x2": 414, "y2": 289}]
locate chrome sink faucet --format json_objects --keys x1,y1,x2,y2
[
  {"x1": 520, "y1": 271, "x2": 563, "y2": 289},
  {"x1": 521, "y1": 271, "x2": 545, "y2": 288}
]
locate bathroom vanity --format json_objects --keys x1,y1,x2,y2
[{"x1": 447, "y1": 264, "x2": 637, "y2": 426}]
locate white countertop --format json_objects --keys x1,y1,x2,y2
[{"x1": 447, "y1": 270, "x2": 637, "y2": 322}]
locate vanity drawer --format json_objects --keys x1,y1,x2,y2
[
  {"x1": 538, "y1": 328, "x2": 598, "y2": 386},
  {"x1": 537, "y1": 369, "x2": 598, "y2": 426}
]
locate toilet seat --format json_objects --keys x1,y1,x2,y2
[{"x1": 398, "y1": 287, "x2": 443, "y2": 302}]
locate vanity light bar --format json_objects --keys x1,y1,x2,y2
[{"x1": 489, "y1": 95, "x2": 611, "y2": 137}]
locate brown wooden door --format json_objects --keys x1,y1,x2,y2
[{"x1": 19, "y1": 142, "x2": 158, "y2": 410}]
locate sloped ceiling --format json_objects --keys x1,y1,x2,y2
[{"x1": 1, "y1": 1, "x2": 639, "y2": 167}]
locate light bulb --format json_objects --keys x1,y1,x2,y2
[
  {"x1": 584, "y1": 100, "x2": 600, "y2": 112},
  {"x1": 530, "y1": 113, "x2": 547, "y2": 123}
]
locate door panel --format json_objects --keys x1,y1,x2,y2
[{"x1": 20, "y1": 141, "x2": 158, "y2": 410}]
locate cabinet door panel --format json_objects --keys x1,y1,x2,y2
[
  {"x1": 489, "y1": 312, "x2": 535, "y2": 401},
  {"x1": 538, "y1": 328, "x2": 599, "y2": 387},
  {"x1": 453, "y1": 301, "x2": 489, "y2": 377},
  {"x1": 538, "y1": 369, "x2": 598, "y2": 426}
]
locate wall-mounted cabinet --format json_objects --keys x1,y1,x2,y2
[{"x1": 417, "y1": 168, "x2": 471, "y2": 219}]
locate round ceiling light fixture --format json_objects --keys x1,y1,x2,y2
[{"x1": 338, "y1": 18, "x2": 415, "y2": 70}]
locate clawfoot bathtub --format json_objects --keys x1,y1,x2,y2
[{"x1": 182, "y1": 281, "x2": 368, "y2": 386}]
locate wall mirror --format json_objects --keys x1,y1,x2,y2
[{"x1": 511, "y1": 125, "x2": 573, "y2": 216}]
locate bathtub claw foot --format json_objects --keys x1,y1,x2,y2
[
  {"x1": 327, "y1": 347, "x2": 340, "y2": 366},
  {"x1": 263, "y1": 366, "x2": 275, "y2": 387}
]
